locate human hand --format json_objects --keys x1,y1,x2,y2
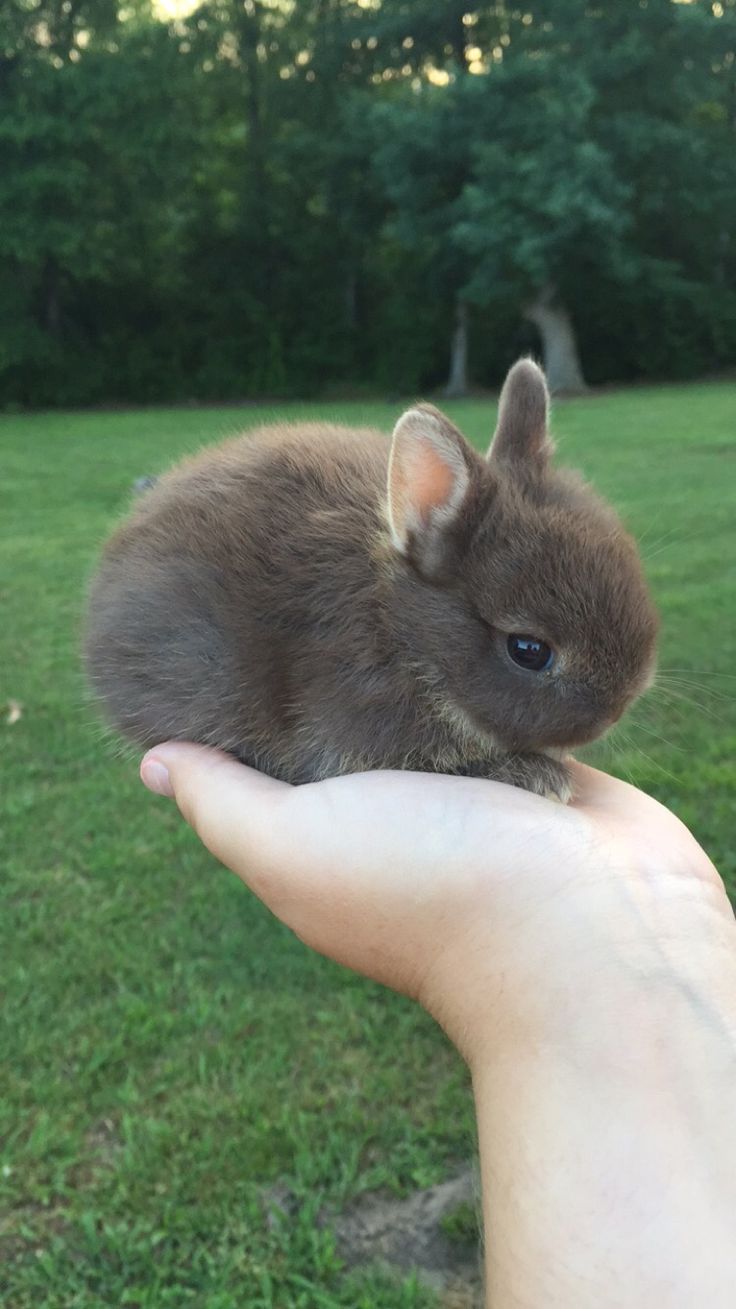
[
  {"x1": 140, "y1": 747, "x2": 736, "y2": 1305},
  {"x1": 139, "y1": 745, "x2": 732, "y2": 1068}
]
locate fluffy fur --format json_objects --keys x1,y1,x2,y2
[{"x1": 84, "y1": 360, "x2": 658, "y2": 800}]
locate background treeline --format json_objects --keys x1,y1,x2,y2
[{"x1": 2, "y1": 0, "x2": 735, "y2": 407}]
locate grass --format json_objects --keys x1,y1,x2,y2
[{"x1": 1, "y1": 381, "x2": 735, "y2": 1306}]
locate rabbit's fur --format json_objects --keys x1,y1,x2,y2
[{"x1": 84, "y1": 360, "x2": 658, "y2": 800}]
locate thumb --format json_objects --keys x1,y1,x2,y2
[
  {"x1": 140, "y1": 742, "x2": 297, "y2": 906},
  {"x1": 138, "y1": 743, "x2": 452, "y2": 1002}
]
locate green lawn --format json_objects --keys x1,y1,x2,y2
[{"x1": 1, "y1": 383, "x2": 735, "y2": 1307}]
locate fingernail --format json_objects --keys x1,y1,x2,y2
[{"x1": 140, "y1": 756, "x2": 174, "y2": 798}]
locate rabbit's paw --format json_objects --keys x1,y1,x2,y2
[{"x1": 459, "y1": 753, "x2": 573, "y2": 803}]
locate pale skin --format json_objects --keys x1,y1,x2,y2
[{"x1": 140, "y1": 745, "x2": 736, "y2": 1308}]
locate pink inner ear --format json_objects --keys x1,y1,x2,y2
[
  {"x1": 395, "y1": 440, "x2": 455, "y2": 527},
  {"x1": 415, "y1": 445, "x2": 455, "y2": 515}
]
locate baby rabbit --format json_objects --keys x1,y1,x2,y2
[{"x1": 84, "y1": 359, "x2": 658, "y2": 801}]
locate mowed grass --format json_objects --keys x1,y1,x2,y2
[{"x1": 1, "y1": 382, "x2": 735, "y2": 1307}]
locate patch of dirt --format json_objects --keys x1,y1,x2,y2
[
  {"x1": 69, "y1": 1117, "x2": 123, "y2": 1188},
  {"x1": 332, "y1": 1167, "x2": 479, "y2": 1274},
  {"x1": 265, "y1": 1164, "x2": 484, "y2": 1304},
  {"x1": 440, "y1": 1282, "x2": 484, "y2": 1309},
  {"x1": 84, "y1": 1116, "x2": 121, "y2": 1162}
]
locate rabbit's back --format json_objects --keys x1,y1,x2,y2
[{"x1": 84, "y1": 422, "x2": 396, "y2": 770}]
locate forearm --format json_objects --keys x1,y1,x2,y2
[{"x1": 472, "y1": 917, "x2": 736, "y2": 1307}]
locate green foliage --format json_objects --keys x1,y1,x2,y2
[
  {"x1": 0, "y1": 0, "x2": 735, "y2": 405},
  {"x1": 456, "y1": 63, "x2": 632, "y2": 302}
]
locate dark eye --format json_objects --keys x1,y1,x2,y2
[{"x1": 507, "y1": 634, "x2": 554, "y2": 672}]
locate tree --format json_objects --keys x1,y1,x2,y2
[
  {"x1": 454, "y1": 62, "x2": 630, "y2": 392},
  {"x1": 480, "y1": 0, "x2": 736, "y2": 384},
  {"x1": 368, "y1": 84, "x2": 476, "y2": 395},
  {"x1": 0, "y1": 0, "x2": 734, "y2": 405},
  {"x1": 0, "y1": 11, "x2": 206, "y2": 402}
]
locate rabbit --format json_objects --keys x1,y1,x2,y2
[{"x1": 83, "y1": 359, "x2": 659, "y2": 802}]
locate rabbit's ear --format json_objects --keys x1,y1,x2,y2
[
  {"x1": 489, "y1": 358, "x2": 553, "y2": 465},
  {"x1": 387, "y1": 404, "x2": 475, "y2": 576}
]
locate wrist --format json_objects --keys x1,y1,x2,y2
[
  {"x1": 470, "y1": 918, "x2": 736, "y2": 1309},
  {"x1": 432, "y1": 856, "x2": 736, "y2": 1074}
]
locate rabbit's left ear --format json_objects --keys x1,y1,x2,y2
[
  {"x1": 489, "y1": 358, "x2": 553, "y2": 465},
  {"x1": 387, "y1": 403, "x2": 476, "y2": 576}
]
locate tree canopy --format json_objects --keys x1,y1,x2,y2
[{"x1": 1, "y1": 0, "x2": 734, "y2": 405}]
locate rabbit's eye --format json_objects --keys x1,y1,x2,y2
[{"x1": 507, "y1": 634, "x2": 554, "y2": 672}]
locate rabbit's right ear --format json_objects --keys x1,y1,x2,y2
[
  {"x1": 489, "y1": 358, "x2": 553, "y2": 466},
  {"x1": 387, "y1": 404, "x2": 474, "y2": 578}
]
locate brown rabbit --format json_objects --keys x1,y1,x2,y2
[{"x1": 84, "y1": 360, "x2": 658, "y2": 800}]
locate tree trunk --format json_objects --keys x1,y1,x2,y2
[
  {"x1": 523, "y1": 291, "x2": 586, "y2": 393},
  {"x1": 445, "y1": 298, "x2": 469, "y2": 397}
]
